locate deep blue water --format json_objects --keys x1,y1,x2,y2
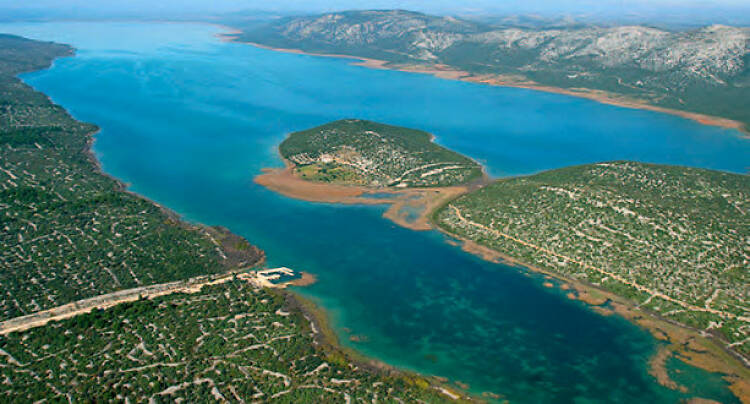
[{"x1": 3, "y1": 21, "x2": 747, "y2": 403}]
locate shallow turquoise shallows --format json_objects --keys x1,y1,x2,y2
[{"x1": 3, "y1": 21, "x2": 748, "y2": 403}]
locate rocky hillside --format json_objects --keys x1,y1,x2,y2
[
  {"x1": 435, "y1": 161, "x2": 750, "y2": 356},
  {"x1": 240, "y1": 10, "x2": 482, "y2": 62},
  {"x1": 0, "y1": 35, "x2": 265, "y2": 320},
  {"x1": 469, "y1": 25, "x2": 747, "y2": 82},
  {"x1": 238, "y1": 10, "x2": 750, "y2": 129}
]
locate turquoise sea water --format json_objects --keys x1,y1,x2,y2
[{"x1": 3, "y1": 22, "x2": 748, "y2": 403}]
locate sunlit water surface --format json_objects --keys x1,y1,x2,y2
[{"x1": 3, "y1": 22, "x2": 748, "y2": 403}]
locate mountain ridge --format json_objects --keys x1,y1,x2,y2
[{"x1": 236, "y1": 10, "x2": 750, "y2": 131}]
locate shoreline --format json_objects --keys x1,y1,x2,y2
[
  {"x1": 22, "y1": 48, "x2": 268, "y2": 270},
  {"x1": 16, "y1": 37, "x2": 476, "y2": 402},
  {"x1": 258, "y1": 161, "x2": 750, "y2": 402},
  {"x1": 20, "y1": 31, "x2": 745, "y2": 402},
  {"x1": 254, "y1": 159, "x2": 478, "y2": 231},
  {"x1": 428, "y1": 217, "x2": 750, "y2": 402},
  {"x1": 85, "y1": 126, "x2": 267, "y2": 270},
  {"x1": 234, "y1": 40, "x2": 748, "y2": 136},
  {"x1": 277, "y1": 288, "x2": 475, "y2": 401},
  {"x1": 14, "y1": 46, "x2": 266, "y2": 287},
  {"x1": 254, "y1": 155, "x2": 750, "y2": 402}
]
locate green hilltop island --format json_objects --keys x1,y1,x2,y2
[{"x1": 279, "y1": 119, "x2": 483, "y2": 188}]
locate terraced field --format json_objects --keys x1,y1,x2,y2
[
  {"x1": 280, "y1": 119, "x2": 483, "y2": 188},
  {"x1": 0, "y1": 34, "x2": 266, "y2": 320},
  {"x1": 435, "y1": 162, "x2": 750, "y2": 355},
  {"x1": 0, "y1": 280, "x2": 458, "y2": 402}
]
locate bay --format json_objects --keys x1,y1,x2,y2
[{"x1": 3, "y1": 21, "x2": 747, "y2": 402}]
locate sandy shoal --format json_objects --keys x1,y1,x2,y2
[{"x1": 255, "y1": 163, "x2": 470, "y2": 231}]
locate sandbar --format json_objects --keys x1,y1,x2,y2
[{"x1": 255, "y1": 160, "x2": 473, "y2": 231}]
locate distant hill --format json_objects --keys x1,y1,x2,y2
[
  {"x1": 0, "y1": 34, "x2": 72, "y2": 76},
  {"x1": 238, "y1": 10, "x2": 750, "y2": 130}
]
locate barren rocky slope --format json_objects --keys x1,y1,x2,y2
[{"x1": 238, "y1": 10, "x2": 750, "y2": 129}]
